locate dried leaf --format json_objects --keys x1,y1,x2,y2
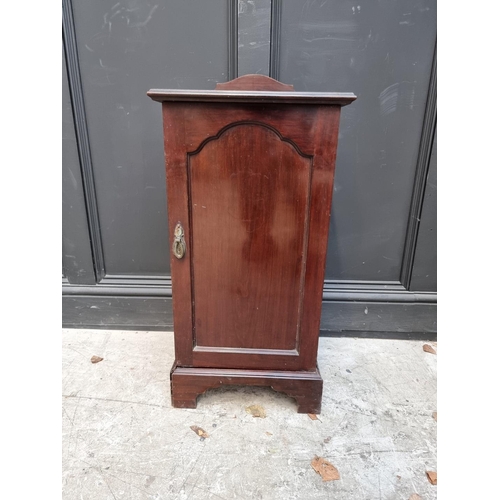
[
  {"x1": 190, "y1": 425, "x2": 209, "y2": 438},
  {"x1": 423, "y1": 344, "x2": 436, "y2": 355},
  {"x1": 246, "y1": 405, "x2": 266, "y2": 418},
  {"x1": 311, "y1": 456, "x2": 340, "y2": 481},
  {"x1": 265, "y1": 431, "x2": 273, "y2": 436},
  {"x1": 426, "y1": 471, "x2": 437, "y2": 485},
  {"x1": 91, "y1": 356, "x2": 103, "y2": 364},
  {"x1": 308, "y1": 414, "x2": 319, "y2": 421},
  {"x1": 432, "y1": 411, "x2": 437, "y2": 421},
  {"x1": 409, "y1": 495, "x2": 422, "y2": 500}
]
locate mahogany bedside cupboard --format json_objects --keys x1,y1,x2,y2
[{"x1": 147, "y1": 75, "x2": 356, "y2": 414}]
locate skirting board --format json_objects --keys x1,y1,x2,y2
[{"x1": 62, "y1": 295, "x2": 436, "y2": 339}]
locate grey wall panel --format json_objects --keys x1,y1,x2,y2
[
  {"x1": 278, "y1": 0, "x2": 436, "y2": 281},
  {"x1": 62, "y1": 46, "x2": 96, "y2": 285},
  {"x1": 71, "y1": 0, "x2": 229, "y2": 276},
  {"x1": 238, "y1": 0, "x2": 271, "y2": 76},
  {"x1": 410, "y1": 130, "x2": 437, "y2": 292},
  {"x1": 63, "y1": 0, "x2": 437, "y2": 335}
]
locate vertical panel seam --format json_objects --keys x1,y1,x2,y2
[
  {"x1": 269, "y1": 0, "x2": 282, "y2": 79},
  {"x1": 62, "y1": 0, "x2": 105, "y2": 282},
  {"x1": 400, "y1": 41, "x2": 437, "y2": 289},
  {"x1": 228, "y1": 0, "x2": 239, "y2": 80}
]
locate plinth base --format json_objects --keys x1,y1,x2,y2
[{"x1": 170, "y1": 365, "x2": 323, "y2": 414}]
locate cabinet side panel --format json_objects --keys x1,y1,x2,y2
[{"x1": 299, "y1": 106, "x2": 341, "y2": 369}]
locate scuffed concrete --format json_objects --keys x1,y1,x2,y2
[{"x1": 62, "y1": 330, "x2": 437, "y2": 499}]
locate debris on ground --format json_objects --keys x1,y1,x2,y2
[
  {"x1": 423, "y1": 344, "x2": 436, "y2": 355},
  {"x1": 245, "y1": 404, "x2": 266, "y2": 418},
  {"x1": 409, "y1": 494, "x2": 422, "y2": 500},
  {"x1": 90, "y1": 356, "x2": 103, "y2": 364},
  {"x1": 311, "y1": 456, "x2": 340, "y2": 481},
  {"x1": 308, "y1": 414, "x2": 319, "y2": 420},
  {"x1": 265, "y1": 431, "x2": 273, "y2": 436},
  {"x1": 426, "y1": 471, "x2": 437, "y2": 485},
  {"x1": 432, "y1": 411, "x2": 437, "y2": 421},
  {"x1": 323, "y1": 436, "x2": 332, "y2": 443},
  {"x1": 190, "y1": 425, "x2": 209, "y2": 438}
]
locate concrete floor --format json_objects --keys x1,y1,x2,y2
[{"x1": 62, "y1": 329, "x2": 437, "y2": 500}]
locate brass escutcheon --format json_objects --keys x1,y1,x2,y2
[{"x1": 172, "y1": 223, "x2": 186, "y2": 259}]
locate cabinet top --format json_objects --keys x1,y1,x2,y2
[
  {"x1": 147, "y1": 74, "x2": 356, "y2": 106},
  {"x1": 147, "y1": 88, "x2": 356, "y2": 106}
]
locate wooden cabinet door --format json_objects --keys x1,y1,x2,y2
[{"x1": 163, "y1": 101, "x2": 342, "y2": 371}]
